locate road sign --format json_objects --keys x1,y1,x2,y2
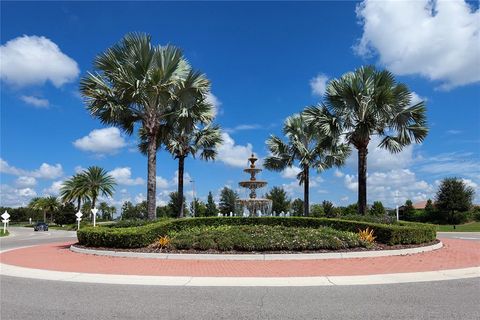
[
  {"x1": 2, "y1": 211, "x2": 8, "y2": 233},
  {"x1": 1, "y1": 211, "x2": 10, "y2": 220},
  {"x1": 76, "y1": 210, "x2": 83, "y2": 229},
  {"x1": 91, "y1": 207, "x2": 98, "y2": 227}
]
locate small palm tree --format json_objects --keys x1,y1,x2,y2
[
  {"x1": 304, "y1": 66, "x2": 428, "y2": 214},
  {"x1": 80, "y1": 33, "x2": 199, "y2": 220},
  {"x1": 77, "y1": 166, "x2": 116, "y2": 210},
  {"x1": 60, "y1": 174, "x2": 87, "y2": 211},
  {"x1": 28, "y1": 196, "x2": 60, "y2": 222},
  {"x1": 264, "y1": 114, "x2": 350, "y2": 216}
]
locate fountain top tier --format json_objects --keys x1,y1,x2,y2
[{"x1": 238, "y1": 153, "x2": 268, "y2": 199}]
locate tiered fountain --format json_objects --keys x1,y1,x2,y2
[{"x1": 236, "y1": 154, "x2": 272, "y2": 216}]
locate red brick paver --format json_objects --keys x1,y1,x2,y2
[{"x1": 1, "y1": 239, "x2": 479, "y2": 277}]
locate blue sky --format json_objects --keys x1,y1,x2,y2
[{"x1": 1, "y1": 1, "x2": 479, "y2": 211}]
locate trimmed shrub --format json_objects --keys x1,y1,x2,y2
[
  {"x1": 168, "y1": 225, "x2": 366, "y2": 251},
  {"x1": 77, "y1": 216, "x2": 437, "y2": 248}
]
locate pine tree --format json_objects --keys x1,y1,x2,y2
[
  {"x1": 291, "y1": 198, "x2": 304, "y2": 216},
  {"x1": 219, "y1": 187, "x2": 239, "y2": 216},
  {"x1": 266, "y1": 187, "x2": 291, "y2": 214},
  {"x1": 370, "y1": 201, "x2": 386, "y2": 216},
  {"x1": 205, "y1": 191, "x2": 218, "y2": 217}
]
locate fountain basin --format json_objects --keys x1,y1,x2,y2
[{"x1": 236, "y1": 198, "x2": 273, "y2": 217}]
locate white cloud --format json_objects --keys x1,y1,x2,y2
[
  {"x1": 0, "y1": 158, "x2": 63, "y2": 179},
  {"x1": 74, "y1": 165, "x2": 86, "y2": 174},
  {"x1": 15, "y1": 176, "x2": 37, "y2": 188},
  {"x1": 20, "y1": 95, "x2": 49, "y2": 108},
  {"x1": 281, "y1": 166, "x2": 301, "y2": 179},
  {"x1": 206, "y1": 92, "x2": 222, "y2": 117},
  {"x1": 346, "y1": 135, "x2": 415, "y2": 171},
  {"x1": 225, "y1": 124, "x2": 262, "y2": 133},
  {"x1": 134, "y1": 193, "x2": 146, "y2": 204},
  {"x1": 34, "y1": 163, "x2": 63, "y2": 179},
  {"x1": 0, "y1": 35, "x2": 80, "y2": 87},
  {"x1": 461, "y1": 178, "x2": 478, "y2": 190},
  {"x1": 344, "y1": 169, "x2": 434, "y2": 206},
  {"x1": 217, "y1": 133, "x2": 254, "y2": 168},
  {"x1": 109, "y1": 167, "x2": 144, "y2": 186},
  {"x1": 355, "y1": 0, "x2": 480, "y2": 89},
  {"x1": 43, "y1": 180, "x2": 64, "y2": 196},
  {"x1": 418, "y1": 152, "x2": 480, "y2": 179},
  {"x1": 446, "y1": 130, "x2": 462, "y2": 135},
  {"x1": 0, "y1": 184, "x2": 37, "y2": 207},
  {"x1": 73, "y1": 127, "x2": 126, "y2": 155},
  {"x1": 410, "y1": 92, "x2": 426, "y2": 106},
  {"x1": 156, "y1": 176, "x2": 169, "y2": 189},
  {"x1": 310, "y1": 73, "x2": 329, "y2": 96}
]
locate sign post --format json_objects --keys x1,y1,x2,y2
[
  {"x1": 1, "y1": 211, "x2": 10, "y2": 234},
  {"x1": 91, "y1": 207, "x2": 98, "y2": 227},
  {"x1": 75, "y1": 210, "x2": 83, "y2": 230}
]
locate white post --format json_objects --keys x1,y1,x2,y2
[
  {"x1": 396, "y1": 205, "x2": 399, "y2": 222},
  {"x1": 190, "y1": 179, "x2": 196, "y2": 217},
  {"x1": 29, "y1": 217, "x2": 32, "y2": 225},
  {"x1": 2, "y1": 211, "x2": 10, "y2": 234},
  {"x1": 91, "y1": 208, "x2": 98, "y2": 227}
]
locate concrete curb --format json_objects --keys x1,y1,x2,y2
[
  {"x1": 70, "y1": 241, "x2": 443, "y2": 261},
  {"x1": 1, "y1": 262, "x2": 478, "y2": 286}
]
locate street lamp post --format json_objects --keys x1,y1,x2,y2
[
  {"x1": 190, "y1": 179, "x2": 196, "y2": 217},
  {"x1": 394, "y1": 191, "x2": 400, "y2": 221}
]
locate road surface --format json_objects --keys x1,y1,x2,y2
[{"x1": 1, "y1": 228, "x2": 479, "y2": 320}]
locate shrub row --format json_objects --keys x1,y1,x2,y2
[
  {"x1": 166, "y1": 225, "x2": 367, "y2": 251},
  {"x1": 77, "y1": 217, "x2": 437, "y2": 248}
]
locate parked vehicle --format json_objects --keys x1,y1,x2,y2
[{"x1": 34, "y1": 222, "x2": 49, "y2": 231}]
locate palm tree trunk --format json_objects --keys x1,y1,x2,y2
[
  {"x1": 147, "y1": 134, "x2": 157, "y2": 220},
  {"x1": 177, "y1": 156, "x2": 185, "y2": 218},
  {"x1": 303, "y1": 166, "x2": 309, "y2": 216},
  {"x1": 43, "y1": 210, "x2": 47, "y2": 222},
  {"x1": 358, "y1": 147, "x2": 368, "y2": 215},
  {"x1": 77, "y1": 197, "x2": 81, "y2": 212}
]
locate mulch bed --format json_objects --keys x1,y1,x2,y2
[{"x1": 74, "y1": 239, "x2": 440, "y2": 255}]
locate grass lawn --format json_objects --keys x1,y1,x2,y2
[
  {"x1": 0, "y1": 229, "x2": 9, "y2": 237},
  {"x1": 436, "y1": 222, "x2": 480, "y2": 232}
]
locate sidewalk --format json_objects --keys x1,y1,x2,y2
[{"x1": 1, "y1": 238, "x2": 479, "y2": 286}]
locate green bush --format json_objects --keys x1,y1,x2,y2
[
  {"x1": 168, "y1": 225, "x2": 366, "y2": 251},
  {"x1": 77, "y1": 216, "x2": 436, "y2": 248},
  {"x1": 0, "y1": 229, "x2": 9, "y2": 237}
]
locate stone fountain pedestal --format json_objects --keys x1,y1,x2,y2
[{"x1": 236, "y1": 154, "x2": 272, "y2": 216}]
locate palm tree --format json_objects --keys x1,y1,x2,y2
[
  {"x1": 80, "y1": 33, "x2": 201, "y2": 220},
  {"x1": 303, "y1": 66, "x2": 428, "y2": 214},
  {"x1": 60, "y1": 173, "x2": 87, "y2": 211},
  {"x1": 28, "y1": 196, "x2": 60, "y2": 222},
  {"x1": 98, "y1": 201, "x2": 115, "y2": 220},
  {"x1": 139, "y1": 101, "x2": 222, "y2": 218},
  {"x1": 77, "y1": 166, "x2": 116, "y2": 210},
  {"x1": 264, "y1": 114, "x2": 350, "y2": 216}
]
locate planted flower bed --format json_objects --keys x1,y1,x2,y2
[{"x1": 77, "y1": 216, "x2": 437, "y2": 250}]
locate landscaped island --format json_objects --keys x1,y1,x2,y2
[{"x1": 77, "y1": 217, "x2": 437, "y2": 252}]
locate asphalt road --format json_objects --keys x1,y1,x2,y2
[
  {"x1": 0, "y1": 226, "x2": 77, "y2": 251},
  {"x1": 1, "y1": 228, "x2": 479, "y2": 320}
]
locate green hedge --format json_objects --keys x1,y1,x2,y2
[
  {"x1": 77, "y1": 217, "x2": 437, "y2": 248},
  {"x1": 168, "y1": 225, "x2": 367, "y2": 251}
]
